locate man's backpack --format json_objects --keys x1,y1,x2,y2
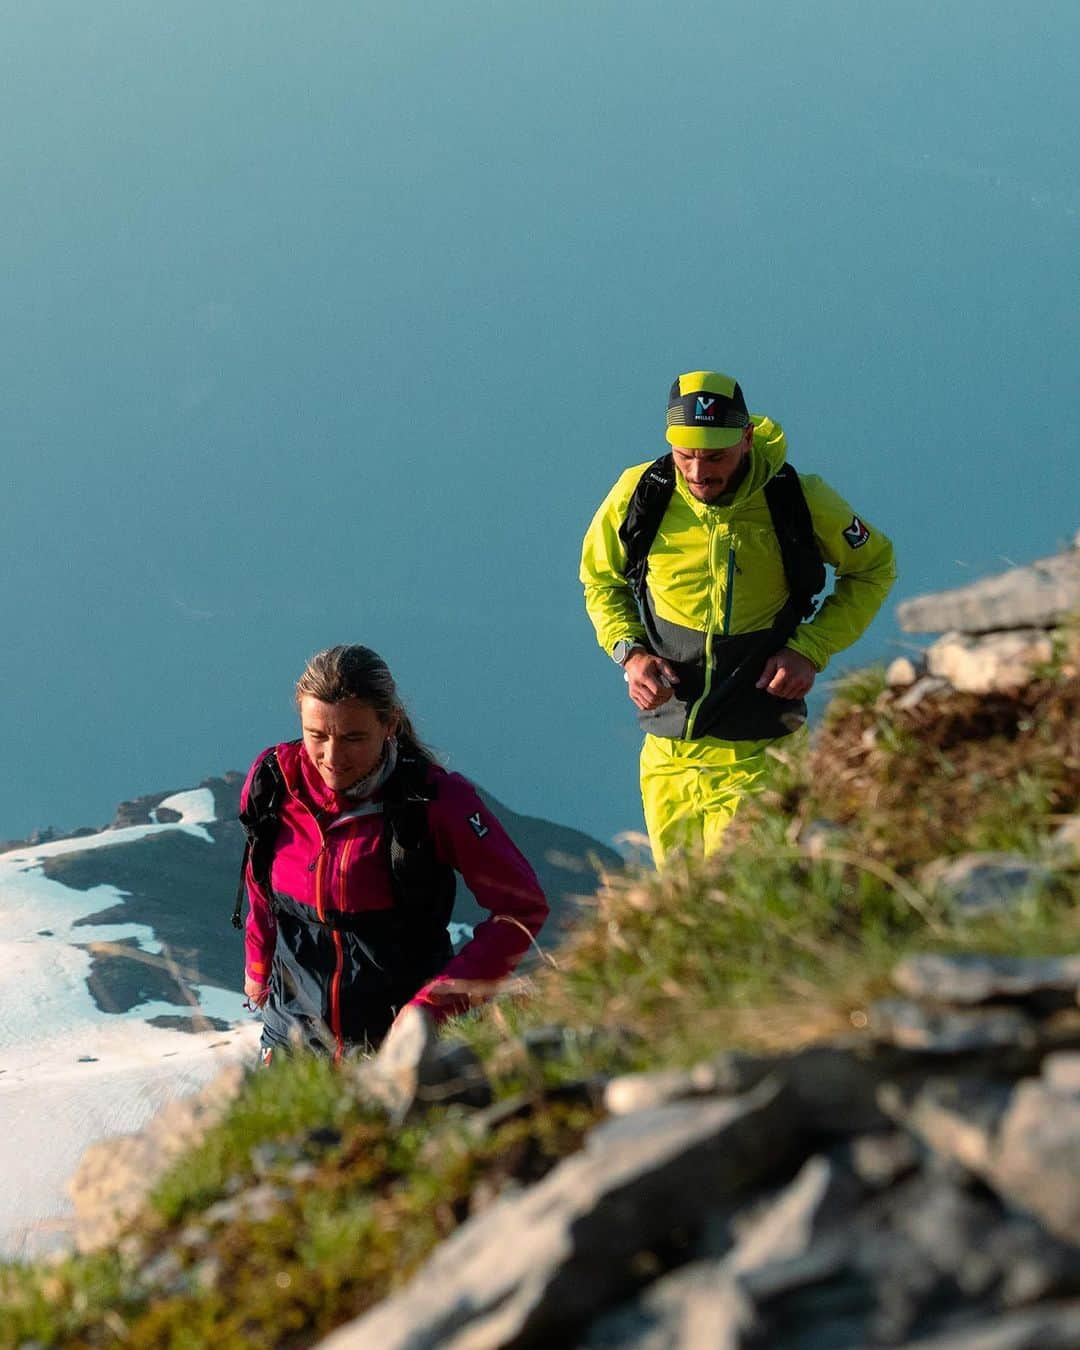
[
  {"x1": 618, "y1": 456, "x2": 826, "y2": 619},
  {"x1": 231, "y1": 745, "x2": 455, "y2": 931}
]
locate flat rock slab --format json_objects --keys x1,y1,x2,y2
[
  {"x1": 583, "y1": 1160, "x2": 859, "y2": 1350},
  {"x1": 897, "y1": 545, "x2": 1080, "y2": 634},
  {"x1": 992, "y1": 1079, "x2": 1080, "y2": 1245},
  {"x1": 893, "y1": 953, "x2": 1080, "y2": 1005},
  {"x1": 317, "y1": 1077, "x2": 798, "y2": 1350},
  {"x1": 869, "y1": 998, "x2": 1038, "y2": 1053},
  {"x1": 726, "y1": 1156, "x2": 859, "y2": 1284},
  {"x1": 917, "y1": 855, "x2": 1054, "y2": 916},
  {"x1": 881, "y1": 1074, "x2": 1080, "y2": 1245},
  {"x1": 879, "y1": 1077, "x2": 1014, "y2": 1176}
]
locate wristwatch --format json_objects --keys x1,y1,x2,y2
[{"x1": 611, "y1": 638, "x2": 648, "y2": 666}]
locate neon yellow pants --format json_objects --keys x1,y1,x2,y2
[{"x1": 640, "y1": 733, "x2": 773, "y2": 868}]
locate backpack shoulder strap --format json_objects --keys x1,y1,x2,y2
[
  {"x1": 232, "y1": 748, "x2": 288, "y2": 930},
  {"x1": 763, "y1": 464, "x2": 826, "y2": 621},
  {"x1": 618, "y1": 454, "x2": 677, "y2": 600},
  {"x1": 381, "y1": 755, "x2": 457, "y2": 929}
]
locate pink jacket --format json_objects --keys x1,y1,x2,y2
[{"x1": 243, "y1": 741, "x2": 549, "y2": 1035}]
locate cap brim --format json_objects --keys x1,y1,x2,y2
[{"x1": 666, "y1": 425, "x2": 748, "y2": 450}]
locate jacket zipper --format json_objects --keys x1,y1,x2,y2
[
  {"x1": 686, "y1": 527, "x2": 734, "y2": 738},
  {"x1": 302, "y1": 809, "x2": 346, "y2": 1061}
]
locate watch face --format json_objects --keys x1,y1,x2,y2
[{"x1": 613, "y1": 640, "x2": 635, "y2": 665}]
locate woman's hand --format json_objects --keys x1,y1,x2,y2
[{"x1": 244, "y1": 976, "x2": 269, "y2": 1008}]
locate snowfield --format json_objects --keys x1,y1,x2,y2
[{"x1": 0, "y1": 790, "x2": 259, "y2": 1260}]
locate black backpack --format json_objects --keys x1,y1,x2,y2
[
  {"x1": 618, "y1": 456, "x2": 826, "y2": 619},
  {"x1": 231, "y1": 745, "x2": 455, "y2": 931}
]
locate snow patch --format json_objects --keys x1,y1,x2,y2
[
  {"x1": 0, "y1": 1020, "x2": 261, "y2": 1260},
  {"x1": 152, "y1": 786, "x2": 216, "y2": 841},
  {"x1": 0, "y1": 799, "x2": 255, "y2": 1258}
]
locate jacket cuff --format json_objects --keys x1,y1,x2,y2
[{"x1": 785, "y1": 628, "x2": 828, "y2": 672}]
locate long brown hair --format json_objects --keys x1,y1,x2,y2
[{"x1": 294, "y1": 645, "x2": 436, "y2": 763}]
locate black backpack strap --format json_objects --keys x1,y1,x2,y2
[
  {"x1": 618, "y1": 454, "x2": 677, "y2": 601},
  {"x1": 381, "y1": 755, "x2": 457, "y2": 933},
  {"x1": 232, "y1": 749, "x2": 288, "y2": 930},
  {"x1": 763, "y1": 464, "x2": 826, "y2": 621}
]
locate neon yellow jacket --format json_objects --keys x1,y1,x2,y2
[{"x1": 580, "y1": 416, "x2": 897, "y2": 740}]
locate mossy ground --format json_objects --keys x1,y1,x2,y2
[{"x1": 2, "y1": 670, "x2": 1078, "y2": 1347}]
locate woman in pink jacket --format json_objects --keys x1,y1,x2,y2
[{"x1": 241, "y1": 644, "x2": 548, "y2": 1063}]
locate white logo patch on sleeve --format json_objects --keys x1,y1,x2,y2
[
  {"x1": 467, "y1": 811, "x2": 489, "y2": 839},
  {"x1": 842, "y1": 515, "x2": 870, "y2": 549}
]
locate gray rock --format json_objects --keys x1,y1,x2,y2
[
  {"x1": 605, "y1": 1068, "x2": 702, "y2": 1115},
  {"x1": 917, "y1": 854, "x2": 1054, "y2": 916},
  {"x1": 848, "y1": 1171, "x2": 1080, "y2": 1336},
  {"x1": 882, "y1": 1075, "x2": 1080, "y2": 1246},
  {"x1": 316, "y1": 1077, "x2": 798, "y2": 1350},
  {"x1": 893, "y1": 953, "x2": 1080, "y2": 1006},
  {"x1": 587, "y1": 1159, "x2": 863, "y2": 1348},
  {"x1": 991, "y1": 1080, "x2": 1080, "y2": 1245},
  {"x1": 605, "y1": 1057, "x2": 763, "y2": 1115},
  {"x1": 897, "y1": 544, "x2": 1080, "y2": 635},
  {"x1": 902, "y1": 1298, "x2": 1080, "y2": 1348},
  {"x1": 726, "y1": 1157, "x2": 859, "y2": 1283},
  {"x1": 925, "y1": 629, "x2": 1055, "y2": 692},
  {"x1": 202, "y1": 1183, "x2": 292, "y2": 1227},
  {"x1": 585, "y1": 1161, "x2": 863, "y2": 1348},
  {"x1": 878, "y1": 1077, "x2": 1014, "y2": 1176},
  {"x1": 707, "y1": 1051, "x2": 777, "y2": 1096},
  {"x1": 984, "y1": 1217, "x2": 1080, "y2": 1308},
  {"x1": 738, "y1": 1229, "x2": 856, "y2": 1306},
  {"x1": 351, "y1": 1007, "x2": 492, "y2": 1124},
  {"x1": 139, "y1": 1247, "x2": 188, "y2": 1294},
  {"x1": 583, "y1": 1261, "x2": 756, "y2": 1349},
  {"x1": 845, "y1": 1131, "x2": 921, "y2": 1189},
  {"x1": 896, "y1": 675, "x2": 952, "y2": 710},
  {"x1": 177, "y1": 1222, "x2": 209, "y2": 1250},
  {"x1": 868, "y1": 999, "x2": 1038, "y2": 1053},
  {"x1": 884, "y1": 1171, "x2": 1006, "y2": 1296},
  {"x1": 191, "y1": 1255, "x2": 222, "y2": 1291}
]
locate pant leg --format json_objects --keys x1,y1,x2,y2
[{"x1": 640, "y1": 733, "x2": 772, "y2": 868}]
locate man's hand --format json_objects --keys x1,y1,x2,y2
[
  {"x1": 756, "y1": 646, "x2": 817, "y2": 699},
  {"x1": 244, "y1": 976, "x2": 269, "y2": 1008},
  {"x1": 623, "y1": 651, "x2": 680, "y2": 711}
]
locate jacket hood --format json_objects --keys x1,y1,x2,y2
[{"x1": 673, "y1": 414, "x2": 787, "y2": 513}]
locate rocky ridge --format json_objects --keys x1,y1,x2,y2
[
  {"x1": 10, "y1": 537, "x2": 1079, "y2": 1348},
  {"x1": 321, "y1": 963, "x2": 1080, "y2": 1350},
  {"x1": 68, "y1": 951, "x2": 1080, "y2": 1348},
  {"x1": 890, "y1": 531, "x2": 1080, "y2": 697}
]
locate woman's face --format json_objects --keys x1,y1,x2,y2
[{"x1": 299, "y1": 696, "x2": 397, "y2": 791}]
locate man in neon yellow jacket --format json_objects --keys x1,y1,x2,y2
[{"x1": 581, "y1": 370, "x2": 896, "y2": 865}]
